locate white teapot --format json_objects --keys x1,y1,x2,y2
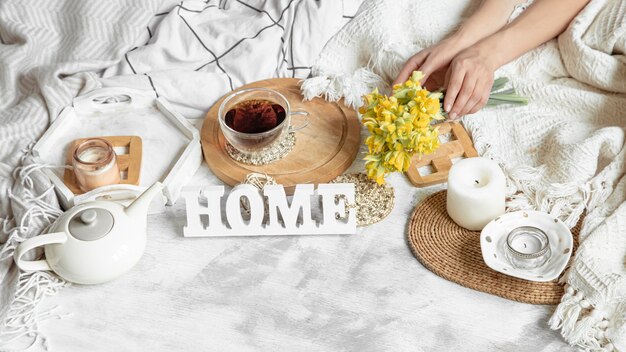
[{"x1": 14, "y1": 182, "x2": 163, "y2": 285}]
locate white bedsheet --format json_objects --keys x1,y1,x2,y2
[
  {"x1": 100, "y1": 0, "x2": 360, "y2": 119},
  {"x1": 39, "y1": 160, "x2": 575, "y2": 352}
]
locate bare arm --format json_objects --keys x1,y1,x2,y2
[
  {"x1": 443, "y1": 0, "x2": 590, "y2": 119},
  {"x1": 394, "y1": 0, "x2": 525, "y2": 87},
  {"x1": 452, "y1": 0, "x2": 527, "y2": 50},
  {"x1": 477, "y1": 0, "x2": 589, "y2": 69}
]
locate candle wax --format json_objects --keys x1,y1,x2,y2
[
  {"x1": 79, "y1": 148, "x2": 109, "y2": 163},
  {"x1": 446, "y1": 157, "x2": 506, "y2": 231},
  {"x1": 510, "y1": 235, "x2": 543, "y2": 254}
]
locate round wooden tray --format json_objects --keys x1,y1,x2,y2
[{"x1": 201, "y1": 78, "x2": 361, "y2": 194}]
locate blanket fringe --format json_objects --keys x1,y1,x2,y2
[
  {"x1": 465, "y1": 120, "x2": 599, "y2": 227},
  {"x1": 491, "y1": 160, "x2": 589, "y2": 228},
  {"x1": 0, "y1": 162, "x2": 69, "y2": 351},
  {"x1": 301, "y1": 67, "x2": 388, "y2": 109},
  {"x1": 0, "y1": 272, "x2": 69, "y2": 352},
  {"x1": 549, "y1": 285, "x2": 614, "y2": 351}
]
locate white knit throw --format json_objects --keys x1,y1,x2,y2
[{"x1": 302, "y1": 0, "x2": 626, "y2": 350}]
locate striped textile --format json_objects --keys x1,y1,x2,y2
[{"x1": 100, "y1": 0, "x2": 361, "y2": 118}]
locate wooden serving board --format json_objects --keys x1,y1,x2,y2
[
  {"x1": 201, "y1": 78, "x2": 361, "y2": 194},
  {"x1": 406, "y1": 122, "x2": 477, "y2": 187},
  {"x1": 64, "y1": 136, "x2": 142, "y2": 194}
]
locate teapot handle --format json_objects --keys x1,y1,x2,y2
[{"x1": 14, "y1": 232, "x2": 67, "y2": 272}]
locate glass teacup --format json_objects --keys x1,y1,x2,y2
[{"x1": 218, "y1": 88, "x2": 309, "y2": 156}]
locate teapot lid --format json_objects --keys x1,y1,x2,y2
[{"x1": 68, "y1": 209, "x2": 114, "y2": 241}]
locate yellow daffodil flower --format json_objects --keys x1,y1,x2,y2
[{"x1": 359, "y1": 71, "x2": 442, "y2": 184}]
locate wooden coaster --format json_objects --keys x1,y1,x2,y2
[
  {"x1": 407, "y1": 191, "x2": 581, "y2": 305},
  {"x1": 201, "y1": 78, "x2": 361, "y2": 194},
  {"x1": 407, "y1": 122, "x2": 478, "y2": 187},
  {"x1": 63, "y1": 136, "x2": 142, "y2": 194}
]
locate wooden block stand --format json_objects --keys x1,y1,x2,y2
[{"x1": 406, "y1": 122, "x2": 478, "y2": 187}]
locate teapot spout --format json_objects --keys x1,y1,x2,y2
[{"x1": 125, "y1": 182, "x2": 164, "y2": 220}]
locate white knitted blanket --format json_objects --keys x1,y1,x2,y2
[{"x1": 302, "y1": 0, "x2": 626, "y2": 350}]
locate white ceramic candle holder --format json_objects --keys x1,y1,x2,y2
[{"x1": 480, "y1": 211, "x2": 573, "y2": 282}]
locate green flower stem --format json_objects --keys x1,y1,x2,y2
[
  {"x1": 491, "y1": 77, "x2": 509, "y2": 92},
  {"x1": 491, "y1": 88, "x2": 515, "y2": 95},
  {"x1": 438, "y1": 77, "x2": 528, "y2": 108},
  {"x1": 488, "y1": 94, "x2": 529, "y2": 104}
]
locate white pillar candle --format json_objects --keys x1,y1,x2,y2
[{"x1": 446, "y1": 157, "x2": 506, "y2": 231}]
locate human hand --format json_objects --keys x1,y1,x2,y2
[
  {"x1": 443, "y1": 45, "x2": 497, "y2": 120},
  {"x1": 393, "y1": 37, "x2": 467, "y2": 90}
]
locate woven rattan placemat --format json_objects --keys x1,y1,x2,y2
[{"x1": 407, "y1": 191, "x2": 580, "y2": 305}]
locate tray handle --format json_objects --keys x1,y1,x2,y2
[{"x1": 73, "y1": 87, "x2": 157, "y2": 112}]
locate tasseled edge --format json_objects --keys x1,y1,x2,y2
[
  {"x1": 549, "y1": 285, "x2": 615, "y2": 351},
  {"x1": 463, "y1": 122, "x2": 597, "y2": 229},
  {"x1": 465, "y1": 155, "x2": 590, "y2": 228},
  {"x1": 301, "y1": 67, "x2": 389, "y2": 110},
  {"x1": 0, "y1": 159, "x2": 70, "y2": 351},
  {"x1": 0, "y1": 272, "x2": 70, "y2": 351},
  {"x1": 504, "y1": 164, "x2": 588, "y2": 228}
]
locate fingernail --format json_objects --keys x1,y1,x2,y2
[
  {"x1": 449, "y1": 112, "x2": 457, "y2": 120},
  {"x1": 445, "y1": 104, "x2": 451, "y2": 112}
]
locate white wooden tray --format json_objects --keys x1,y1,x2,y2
[{"x1": 32, "y1": 87, "x2": 202, "y2": 210}]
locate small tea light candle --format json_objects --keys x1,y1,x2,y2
[
  {"x1": 504, "y1": 226, "x2": 551, "y2": 269},
  {"x1": 446, "y1": 157, "x2": 506, "y2": 231}
]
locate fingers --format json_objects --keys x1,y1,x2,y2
[
  {"x1": 465, "y1": 93, "x2": 487, "y2": 116},
  {"x1": 396, "y1": 44, "x2": 495, "y2": 119},
  {"x1": 393, "y1": 51, "x2": 428, "y2": 86},
  {"x1": 464, "y1": 77, "x2": 492, "y2": 115},
  {"x1": 444, "y1": 56, "x2": 494, "y2": 119},
  {"x1": 419, "y1": 53, "x2": 449, "y2": 87},
  {"x1": 449, "y1": 75, "x2": 476, "y2": 120},
  {"x1": 418, "y1": 57, "x2": 440, "y2": 87},
  {"x1": 443, "y1": 65, "x2": 464, "y2": 119}
]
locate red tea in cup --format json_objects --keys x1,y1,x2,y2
[{"x1": 225, "y1": 99, "x2": 286, "y2": 134}]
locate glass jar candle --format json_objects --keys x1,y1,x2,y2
[
  {"x1": 72, "y1": 138, "x2": 121, "y2": 192},
  {"x1": 504, "y1": 226, "x2": 551, "y2": 270}
]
